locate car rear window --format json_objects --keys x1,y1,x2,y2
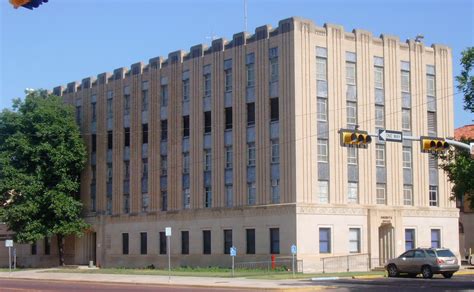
[
  {"x1": 426, "y1": 250, "x2": 436, "y2": 257},
  {"x1": 436, "y1": 249, "x2": 455, "y2": 257}
]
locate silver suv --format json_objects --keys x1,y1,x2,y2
[{"x1": 385, "y1": 248, "x2": 459, "y2": 279}]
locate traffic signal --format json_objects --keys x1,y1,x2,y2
[
  {"x1": 420, "y1": 136, "x2": 449, "y2": 153},
  {"x1": 340, "y1": 129, "x2": 372, "y2": 148},
  {"x1": 10, "y1": 0, "x2": 48, "y2": 9}
]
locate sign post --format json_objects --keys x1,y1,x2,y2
[
  {"x1": 165, "y1": 227, "x2": 172, "y2": 282},
  {"x1": 5, "y1": 240, "x2": 13, "y2": 274},
  {"x1": 291, "y1": 244, "x2": 297, "y2": 278},
  {"x1": 378, "y1": 129, "x2": 403, "y2": 143},
  {"x1": 230, "y1": 246, "x2": 237, "y2": 277}
]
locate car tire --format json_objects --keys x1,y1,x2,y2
[
  {"x1": 421, "y1": 265, "x2": 433, "y2": 279},
  {"x1": 442, "y1": 272, "x2": 453, "y2": 279},
  {"x1": 387, "y1": 264, "x2": 399, "y2": 277}
]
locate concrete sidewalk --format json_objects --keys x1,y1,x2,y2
[{"x1": 0, "y1": 269, "x2": 327, "y2": 291}]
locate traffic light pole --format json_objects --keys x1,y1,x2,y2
[{"x1": 445, "y1": 139, "x2": 471, "y2": 151}]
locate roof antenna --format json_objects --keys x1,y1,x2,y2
[{"x1": 244, "y1": 0, "x2": 248, "y2": 32}]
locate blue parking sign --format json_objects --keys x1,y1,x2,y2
[
  {"x1": 230, "y1": 246, "x2": 237, "y2": 257},
  {"x1": 291, "y1": 244, "x2": 297, "y2": 255}
]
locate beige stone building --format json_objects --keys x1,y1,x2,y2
[{"x1": 1, "y1": 17, "x2": 458, "y2": 272}]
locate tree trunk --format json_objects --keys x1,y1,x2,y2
[{"x1": 57, "y1": 234, "x2": 65, "y2": 266}]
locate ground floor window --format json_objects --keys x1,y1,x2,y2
[
  {"x1": 246, "y1": 229, "x2": 255, "y2": 254},
  {"x1": 181, "y1": 231, "x2": 189, "y2": 255},
  {"x1": 140, "y1": 232, "x2": 147, "y2": 255},
  {"x1": 405, "y1": 229, "x2": 415, "y2": 250},
  {"x1": 319, "y1": 228, "x2": 331, "y2": 254},
  {"x1": 203, "y1": 230, "x2": 211, "y2": 254},
  {"x1": 270, "y1": 228, "x2": 280, "y2": 254},
  {"x1": 159, "y1": 232, "x2": 167, "y2": 255},
  {"x1": 431, "y1": 229, "x2": 441, "y2": 248},
  {"x1": 348, "y1": 228, "x2": 360, "y2": 253},
  {"x1": 122, "y1": 233, "x2": 129, "y2": 255},
  {"x1": 224, "y1": 230, "x2": 232, "y2": 254}
]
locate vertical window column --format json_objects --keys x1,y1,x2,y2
[{"x1": 316, "y1": 46, "x2": 329, "y2": 203}]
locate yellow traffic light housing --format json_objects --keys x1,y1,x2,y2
[
  {"x1": 420, "y1": 136, "x2": 449, "y2": 153},
  {"x1": 10, "y1": 0, "x2": 30, "y2": 8},
  {"x1": 340, "y1": 129, "x2": 372, "y2": 148}
]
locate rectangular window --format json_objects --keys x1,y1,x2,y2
[
  {"x1": 349, "y1": 228, "x2": 361, "y2": 253},
  {"x1": 401, "y1": 70, "x2": 410, "y2": 93},
  {"x1": 402, "y1": 109, "x2": 411, "y2": 131},
  {"x1": 123, "y1": 194, "x2": 130, "y2": 214},
  {"x1": 246, "y1": 229, "x2": 256, "y2": 254},
  {"x1": 140, "y1": 232, "x2": 147, "y2": 255},
  {"x1": 160, "y1": 155, "x2": 167, "y2": 176},
  {"x1": 376, "y1": 144, "x2": 385, "y2": 167},
  {"x1": 225, "y1": 68, "x2": 232, "y2": 92},
  {"x1": 225, "y1": 185, "x2": 233, "y2": 207},
  {"x1": 225, "y1": 146, "x2": 233, "y2": 169},
  {"x1": 204, "y1": 186, "x2": 212, "y2": 208},
  {"x1": 183, "y1": 152, "x2": 190, "y2": 173},
  {"x1": 405, "y1": 229, "x2": 415, "y2": 250},
  {"x1": 123, "y1": 94, "x2": 130, "y2": 115},
  {"x1": 429, "y1": 185, "x2": 438, "y2": 207},
  {"x1": 316, "y1": 57, "x2": 327, "y2": 81},
  {"x1": 181, "y1": 231, "x2": 189, "y2": 254},
  {"x1": 107, "y1": 131, "x2": 113, "y2": 149},
  {"x1": 225, "y1": 107, "x2": 232, "y2": 130},
  {"x1": 203, "y1": 230, "x2": 211, "y2": 254},
  {"x1": 375, "y1": 105, "x2": 385, "y2": 128},
  {"x1": 204, "y1": 111, "x2": 212, "y2": 133},
  {"x1": 92, "y1": 134, "x2": 97, "y2": 152},
  {"x1": 403, "y1": 185, "x2": 413, "y2": 206},
  {"x1": 270, "y1": 98, "x2": 279, "y2": 122},
  {"x1": 91, "y1": 101, "x2": 97, "y2": 122},
  {"x1": 161, "y1": 191, "x2": 168, "y2": 211},
  {"x1": 75, "y1": 105, "x2": 82, "y2": 125},
  {"x1": 142, "y1": 124, "x2": 148, "y2": 144},
  {"x1": 159, "y1": 232, "x2": 167, "y2": 255},
  {"x1": 107, "y1": 98, "x2": 113, "y2": 119},
  {"x1": 347, "y1": 182, "x2": 358, "y2": 204},
  {"x1": 124, "y1": 128, "x2": 130, "y2": 147},
  {"x1": 31, "y1": 242, "x2": 37, "y2": 255},
  {"x1": 183, "y1": 188, "x2": 190, "y2": 209},
  {"x1": 224, "y1": 230, "x2": 233, "y2": 254},
  {"x1": 347, "y1": 147, "x2": 357, "y2": 165},
  {"x1": 427, "y1": 112, "x2": 437, "y2": 136},
  {"x1": 317, "y1": 98, "x2": 328, "y2": 122},
  {"x1": 270, "y1": 228, "x2": 280, "y2": 254},
  {"x1": 247, "y1": 143, "x2": 256, "y2": 166},
  {"x1": 161, "y1": 120, "x2": 168, "y2": 141},
  {"x1": 248, "y1": 182, "x2": 256, "y2": 205},
  {"x1": 347, "y1": 101, "x2": 357, "y2": 125},
  {"x1": 403, "y1": 147, "x2": 412, "y2": 169},
  {"x1": 204, "y1": 149, "x2": 212, "y2": 171},
  {"x1": 376, "y1": 183, "x2": 387, "y2": 205},
  {"x1": 319, "y1": 180, "x2": 329, "y2": 203},
  {"x1": 431, "y1": 229, "x2": 441, "y2": 248},
  {"x1": 271, "y1": 139, "x2": 280, "y2": 163},
  {"x1": 161, "y1": 85, "x2": 169, "y2": 107},
  {"x1": 183, "y1": 116, "x2": 190, "y2": 137},
  {"x1": 319, "y1": 228, "x2": 331, "y2": 254},
  {"x1": 122, "y1": 233, "x2": 129, "y2": 255},
  {"x1": 204, "y1": 73, "x2": 211, "y2": 97},
  {"x1": 317, "y1": 139, "x2": 328, "y2": 163},
  {"x1": 426, "y1": 73, "x2": 436, "y2": 97},
  {"x1": 270, "y1": 54, "x2": 279, "y2": 82},
  {"x1": 44, "y1": 238, "x2": 50, "y2": 255},
  {"x1": 183, "y1": 78, "x2": 190, "y2": 102},
  {"x1": 247, "y1": 61, "x2": 255, "y2": 87},
  {"x1": 271, "y1": 179, "x2": 280, "y2": 204},
  {"x1": 374, "y1": 65, "x2": 384, "y2": 89},
  {"x1": 142, "y1": 84, "x2": 149, "y2": 111},
  {"x1": 247, "y1": 102, "x2": 255, "y2": 126},
  {"x1": 346, "y1": 61, "x2": 356, "y2": 85}
]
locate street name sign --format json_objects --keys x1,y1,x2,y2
[
  {"x1": 378, "y1": 129, "x2": 403, "y2": 143},
  {"x1": 5, "y1": 240, "x2": 13, "y2": 247},
  {"x1": 165, "y1": 227, "x2": 171, "y2": 237}
]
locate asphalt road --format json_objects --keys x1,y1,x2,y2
[
  {"x1": 0, "y1": 278, "x2": 248, "y2": 292},
  {"x1": 315, "y1": 274, "x2": 474, "y2": 291}
]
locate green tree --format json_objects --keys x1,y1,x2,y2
[
  {"x1": 0, "y1": 90, "x2": 88, "y2": 266},
  {"x1": 440, "y1": 47, "x2": 474, "y2": 208}
]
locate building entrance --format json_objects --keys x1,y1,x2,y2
[{"x1": 379, "y1": 223, "x2": 395, "y2": 266}]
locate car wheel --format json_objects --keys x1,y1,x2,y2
[
  {"x1": 442, "y1": 272, "x2": 453, "y2": 279},
  {"x1": 421, "y1": 265, "x2": 433, "y2": 279},
  {"x1": 387, "y1": 264, "x2": 399, "y2": 277}
]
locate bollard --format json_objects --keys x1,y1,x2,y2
[
  {"x1": 89, "y1": 260, "x2": 94, "y2": 268},
  {"x1": 271, "y1": 254, "x2": 276, "y2": 270}
]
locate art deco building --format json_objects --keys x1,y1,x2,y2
[{"x1": 1, "y1": 17, "x2": 458, "y2": 272}]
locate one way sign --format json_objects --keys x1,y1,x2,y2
[{"x1": 378, "y1": 129, "x2": 403, "y2": 143}]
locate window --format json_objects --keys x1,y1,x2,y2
[
  {"x1": 429, "y1": 185, "x2": 438, "y2": 206},
  {"x1": 161, "y1": 120, "x2": 168, "y2": 141},
  {"x1": 347, "y1": 147, "x2": 357, "y2": 165},
  {"x1": 31, "y1": 242, "x2": 37, "y2": 255},
  {"x1": 183, "y1": 188, "x2": 190, "y2": 209},
  {"x1": 403, "y1": 185, "x2": 413, "y2": 206},
  {"x1": 160, "y1": 155, "x2": 167, "y2": 176},
  {"x1": 247, "y1": 62, "x2": 255, "y2": 87},
  {"x1": 142, "y1": 83, "x2": 149, "y2": 111},
  {"x1": 123, "y1": 93, "x2": 130, "y2": 115},
  {"x1": 431, "y1": 229, "x2": 441, "y2": 248},
  {"x1": 107, "y1": 131, "x2": 113, "y2": 149},
  {"x1": 224, "y1": 230, "x2": 233, "y2": 254},
  {"x1": 75, "y1": 106, "x2": 82, "y2": 125},
  {"x1": 376, "y1": 144, "x2": 385, "y2": 167},
  {"x1": 161, "y1": 191, "x2": 168, "y2": 211},
  {"x1": 225, "y1": 146, "x2": 233, "y2": 169},
  {"x1": 181, "y1": 231, "x2": 189, "y2": 254},
  {"x1": 319, "y1": 180, "x2": 329, "y2": 203},
  {"x1": 247, "y1": 103, "x2": 255, "y2": 126},
  {"x1": 347, "y1": 182, "x2": 358, "y2": 204},
  {"x1": 347, "y1": 101, "x2": 357, "y2": 125},
  {"x1": 402, "y1": 109, "x2": 411, "y2": 131},
  {"x1": 319, "y1": 228, "x2": 331, "y2": 253},
  {"x1": 203, "y1": 230, "x2": 211, "y2": 254},
  {"x1": 140, "y1": 232, "x2": 147, "y2": 255},
  {"x1": 124, "y1": 128, "x2": 130, "y2": 147},
  {"x1": 349, "y1": 228, "x2": 360, "y2": 253},
  {"x1": 91, "y1": 101, "x2": 97, "y2": 122},
  {"x1": 183, "y1": 116, "x2": 190, "y2": 137},
  {"x1": 205, "y1": 186, "x2": 212, "y2": 208},
  {"x1": 204, "y1": 149, "x2": 212, "y2": 171},
  {"x1": 246, "y1": 229, "x2": 256, "y2": 254},
  {"x1": 183, "y1": 78, "x2": 190, "y2": 102},
  {"x1": 204, "y1": 111, "x2": 212, "y2": 133},
  {"x1": 107, "y1": 98, "x2": 113, "y2": 119},
  {"x1": 248, "y1": 182, "x2": 256, "y2": 205},
  {"x1": 225, "y1": 107, "x2": 232, "y2": 130},
  {"x1": 44, "y1": 238, "x2": 50, "y2": 255},
  {"x1": 271, "y1": 139, "x2": 280, "y2": 163},
  {"x1": 247, "y1": 143, "x2": 256, "y2": 166},
  {"x1": 316, "y1": 56, "x2": 327, "y2": 81},
  {"x1": 271, "y1": 179, "x2": 280, "y2": 204},
  {"x1": 317, "y1": 139, "x2": 328, "y2": 163},
  {"x1": 123, "y1": 194, "x2": 129, "y2": 214},
  {"x1": 204, "y1": 73, "x2": 211, "y2": 97},
  {"x1": 376, "y1": 183, "x2": 386, "y2": 205},
  {"x1": 183, "y1": 152, "x2": 190, "y2": 173},
  {"x1": 375, "y1": 105, "x2": 385, "y2": 128},
  {"x1": 427, "y1": 112, "x2": 437, "y2": 136},
  {"x1": 270, "y1": 228, "x2": 280, "y2": 254},
  {"x1": 401, "y1": 70, "x2": 410, "y2": 93},
  {"x1": 426, "y1": 73, "x2": 436, "y2": 97},
  {"x1": 346, "y1": 61, "x2": 356, "y2": 85},
  {"x1": 159, "y1": 232, "x2": 167, "y2": 255},
  {"x1": 225, "y1": 68, "x2": 232, "y2": 92},
  {"x1": 225, "y1": 185, "x2": 233, "y2": 207},
  {"x1": 92, "y1": 134, "x2": 97, "y2": 152},
  {"x1": 270, "y1": 54, "x2": 279, "y2": 82},
  {"x1": 122, "y1": 233, "x2": 129, "y2": 255},
  {"x1": 405, "y1": 229, "x2": 415, "y2": 250},
  {"x1": 317, "y1": 98, "x2": 328, "y2": 121},
  {"x1": 270, "y1": 98, "x2": 279, "y2": 122},
  {"x1": 402, "y1": 147, "x2": 412, "y2": 169},
  {"x1": 142, "y1": 124, "x2": 148, "y2": 144},
  {"x1": 161, "y1": 85, "x2": 169, "y2": 107},
  {"x1": 374, "y1": 65, "x2": 384, "y2": 89}
]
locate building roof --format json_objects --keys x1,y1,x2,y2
[{"x1": 454, "y1": 124, "x2": 474, "y2": 140}]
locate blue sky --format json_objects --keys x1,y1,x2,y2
[{"x1": 1, "y1": 0, "x2": 473, "y2": 127}]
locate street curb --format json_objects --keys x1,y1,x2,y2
[
  {"x1": 311, "y1": 277, "x2": 340, "y2": 281},
  {"x1": 351, "y1": 275, "x2": 385, "y2": 279},
  {"x1": 456, "y1": 270, "x2": 474, "y2": 275}
]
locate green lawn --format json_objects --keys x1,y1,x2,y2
[{"x1": 45, "y1": 267, "x2": 385, "y2": 280}]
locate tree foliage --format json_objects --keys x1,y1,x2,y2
[
  {"x1": 456, "y1": 47, "x2": 474, "y2": 114},
  {"x1": 0, "y1": 90, "x2": 88, "y2": 265}
]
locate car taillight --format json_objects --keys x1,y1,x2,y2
[{"x1": 437, "y1": 259, "x2": 445, "y2": 264}]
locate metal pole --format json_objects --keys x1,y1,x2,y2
[
  {"x1": 292, "y1": 253, "x2": 295, "y2": 278},
  {"x1": 445, "y1": 139, "x2": 471, "y2": 151},
  {"x1": 8, "y1": 247, "x2": 11, "y2": 275},
  {"x1": 167, "y1": 236, "x2": 171, "y2": 283},
  {"x1": 232, "y1": 256, "x2": 234, "y2": 277},
  {"x1": 13, "y1": 248, "x2": 16, "y2": 270}
]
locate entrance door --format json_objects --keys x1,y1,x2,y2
[{"x1": 379, "y1": 224, "x2": 395, "y2": 266}]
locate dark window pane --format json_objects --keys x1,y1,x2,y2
[
  {"x1": 161, "y1": 120, "x2": 168, "y2": 141},
  {"x1": 247, "y1": 103, "x2": 255, "y2": 126},
  {"x1": 159, "y1": 232, "x2": 167, "y2": 255},
  {"x1": 142, "y1": 124, "x2": 148, "y2": 144},
  {"x1": 44, "y1": 238, "x2": 50, "y2": 255},
  {"x1": 181, "y1": 231, "x2": 189, "y2": 254},
  {"x1": 124, "y1": 128, "x2": 130, "y2": 147},
  {"x1": 107, "y1": 131, "x2": 113, "y2": 149},
  {"x1": 122, "y1": 233, "x2": 129, "y2": 255},
  {"x1": 270, "y1": 98, "x2": 279, "y2": 122},
  {"x1": 31, "y1": 242, "x2": 37, "y2": 255},
  {"x1": 224, "y1": 230, "x2": 232, "y2": 254},
  {"x1": 225, "y1": 108, "x2": 233, "y2": 130},
  {"x1": 246, "y1": 229, "x2": 255, "y2": 254},
  {"x1": 270, "y1": 228, "x2": 280, "y2": 254},
  {"x1": 92, "y1": 134, "x2": 97, "y2": 152},
  {"x1": 203, "y1": 230, "x2": 211, "y2": 254},
  {"x1": 183, "y1": 116, "x2": 190, "y2": 137},
  {"x1": 140, "y1": 232, "x2": 147, "y2": 255},
  {"x1": 204, "y1": 111, "x2": 212, "y2": 133}
]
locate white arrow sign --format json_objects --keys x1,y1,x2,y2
[{"x1": 378, "y1": 129, "x2": 403, "y2": 143}]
